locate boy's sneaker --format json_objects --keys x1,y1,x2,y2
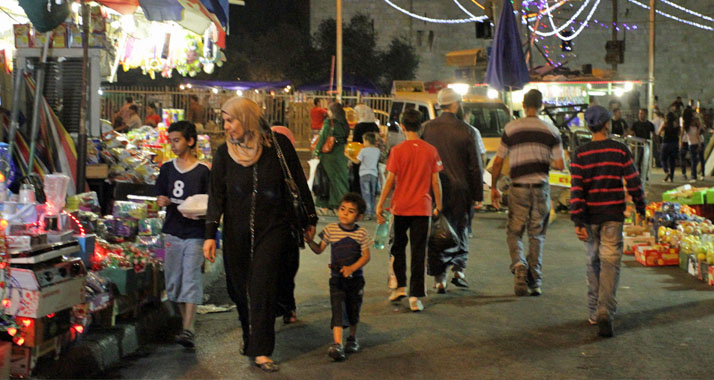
[
  {"x1": 434, "y1": 274, "x2": 447, "y2": 294},
  {"x1": 409, "y1": 297, "x2": 424, "y2": 312},
  {"x1": 175, "y1": 329, "x2": 195, "y2": 348},
  {"x1": 597, "y1": 315, "x2": 614, "y2": 338},
  {"x1": 345, "y1": 336, "x2": 359, "y2": 353},
  {"x1": 389, "y1": 287, "x2": 407, "y2": 302},
  {"x1": 529, "y1": 287, "x2": 542, "y2": 296},
  {"x1": 328, "y1": 343, "x2": 346, "y2": 361},
  {"x1": 514, "y1": 265, "x2": 528, "y2": 296},
  {"x1": 451, "y1": 271, "x2": 469, "y2": 288}
]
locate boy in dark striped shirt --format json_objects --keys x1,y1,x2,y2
[{"x1": 570, "y1": 105, "x2": 646, "y2": 338}]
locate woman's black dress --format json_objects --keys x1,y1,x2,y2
[{"x1": 205, "y1": 133, "x2": 316, "y2": 357}]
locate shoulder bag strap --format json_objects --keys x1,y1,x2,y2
[{"x1": 271, "y1": 131, "x2": 299, "y2": 195}]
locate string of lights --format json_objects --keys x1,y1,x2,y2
[
  {"x1": 382, "y1": 0, "x2": 487, "y2": 24},
  {"x1": 659, "y1": 0, "x2": 714, "y2": 23},
  {"x1": 453, "y1": 0, "x2": 479, "y2": 20},
  {"x1": 530, "y1": 0, "x2": 593, "y2": 37},
  {"x1": 626, "y1": 0, "x2": 714, "y2": 31}
]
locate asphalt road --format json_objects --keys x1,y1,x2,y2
[{"x1": 100, "y1": 200, "x2": 714, "y2": 380}]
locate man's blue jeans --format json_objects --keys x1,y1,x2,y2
[
  {"x1": 506, "y1": 185, "x2": 550, "y2": 288},
  {"x1": 360, "y1": 174, "x2": 378, "y2": 216},
  {"x1": 584, "y1": 221, "x2": 624, "y2": 321}
]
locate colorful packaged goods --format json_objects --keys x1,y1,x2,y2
[
  {"x1": 14, "y1": 24, "x2": 31, "y2": 48},
  {"x1": 635, "y1": 244, "x2": 679, "y2": 267}
]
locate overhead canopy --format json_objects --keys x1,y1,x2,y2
[
  {"x1": 184, "y1": 79, "x2": 292, "y2": 91},
  {"x1": 446, "y1": 49, "x2": 486, "y2": 67},
  {"x1": 96, "y1": 0, "x2": 227, "y2": 48},
  {"x1": 297, "y1": 74, "x2": 380, "y2": 94}
]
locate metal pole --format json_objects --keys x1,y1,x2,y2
[
  {"x1": 611, "y1": 0, "x2": 618, "y2": 71},
  {"x1": 27, "y1": 33, "x2": 51, "y2": 172},
  {"x1": 647, "y1": 0, "x2": 655, "y2": 120},
  {"x1": 7, "y1": 67, "x2": 23, "y2": 166},
  {"x1": 77, "y1": 0, "x2": 90, "y2": 193},
  {"x1": 336, "y1": 0, "x2": 343, "y2": 102}
]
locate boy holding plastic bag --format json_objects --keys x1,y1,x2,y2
[{"x1": 156, "y1": 121, "x2": 210, "y2": 348}]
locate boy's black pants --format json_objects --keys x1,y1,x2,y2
[{"x1": 390, "y1": 215, "x2": 430, "y2": 297}]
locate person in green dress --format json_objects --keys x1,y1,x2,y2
[{"x1": 314, "y1": 102, "x2": 350, "y2": 214}]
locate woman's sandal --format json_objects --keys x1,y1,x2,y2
[
  {"x1": 254, "y1": 360, "x2": 279, "y2": 372},
  {"x1": 283, "y1": 310, "x2": 298, "y2": 324}
]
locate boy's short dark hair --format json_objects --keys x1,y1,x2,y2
[
  {"x1": 125, "y1": 96, "x2": 133, "y2": 103},
  {"x1": 129, "y1": 105, "x2": 139, "y2": 113},
  {"x1": 363, "y1": 132, "x2": 377, "y2": 145},
  {"x1": 168, "y1": 120, "x2": 198, "y2": 148},
  {"x1": 313, "y1": 98, "x2": 321, "y2": 106},
  {"x1": 147, "y1": 102, "x2": 156, "y2": 110},
  {"x1": 523, "y1": 89, "x2": 543, "y2": 110},
  {"x1": 340, "y1": 192, "x2": 366, "y2": 216},
  {"x1": 402, "y1": 109, "x2": 422, "y2": 132},
  {"x1": 190, "y1": 95, "x2": 199, "y2": 102}
]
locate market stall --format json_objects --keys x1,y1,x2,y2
[{"x1": 0, "y1": 1, "x2": 229, "y2": 376}]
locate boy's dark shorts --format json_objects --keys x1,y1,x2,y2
[{"x1": 329, "y1": 276, "x2": 365, "y2": 328}]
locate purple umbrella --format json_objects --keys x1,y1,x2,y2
[{"x1": 485, "y1": 0, "x2": 530, "y2": 92}]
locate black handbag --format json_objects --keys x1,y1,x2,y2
[
  {"x1": 312, "y1": 161, "x2": 330, "y2": 201},
  {"x1": 428, "y1": 214, "x2": 459, "y2": 252},
  {"x1": 272, "y1": 132, "x2": 310, "y2": 247}
]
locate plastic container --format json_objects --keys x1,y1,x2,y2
[{"x1": 373, "y1": 211, "x2": 391, "y2": 250}]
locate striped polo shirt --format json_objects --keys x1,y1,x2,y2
[
  {"x1": 496, "y1": 117, "x2": 564, "y2": 184},
  {"x1": 319, "y1": 223, "x2": 371, "y2": 278},
  {"x1": 569, "y1": 139, "x2": 646, "y2": 226}
]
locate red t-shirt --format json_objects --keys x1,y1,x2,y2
[
  {"x1": 310, "y1": 107, "x2": 328, "y2": 130},
  {"x1": 386, "y1": 139, "x2": 443, "y2": 216},
  {"x1": 145, "y1": 114, "x2": 161, "y2": 127}
]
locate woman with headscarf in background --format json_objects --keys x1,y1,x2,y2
[
  {"x1": 314, "y1": 102, "x2": 350, "y2": 215},
  {"x1": 203, "y1": 97, "x2": 317, "y2": 372}
]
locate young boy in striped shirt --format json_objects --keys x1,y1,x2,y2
[{"x1": 570, "y1": 105, "x2": 646, "y2": 338}]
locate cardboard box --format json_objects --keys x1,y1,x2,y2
[
  {"x1": 7, "y1": 276, "x2": 86, "y2": 318},
  {"x1": 51, "y1": 24, "x2": 67, "y2": 48},
  {"x1": 13, "y1": 24, "x2": 31, "y2": 48},
  {"x1": 635, "y1": 244, "x2": 679, "y2": 266},
  {"x1": 624, "y1": 234, "x2": 655, "y2": 255},
  {"x1": 86, "y1": 164, "x2": 109, "y2": 179},
  {"x1": 687, "y1": 254, "x2": 700, "y2": 276},
  {"x1": 99, "y1": 265, "x2": 153, "y2": 295}
]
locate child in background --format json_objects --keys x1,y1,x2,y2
[
  {"x1": 345, "y1": 132, "x2": 381, "y2": 220},
  {"x1": 306, "y1": 193, "x2": 371, "y2": 361},
  {"x1": 570, "y1": 105, "x2": 645, "y2": 338},
  {"x1": 156, "y1": 121, "x2": 210, "y2": 348}
]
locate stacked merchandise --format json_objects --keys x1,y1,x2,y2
[
  {"x1": 92, "y1": 199, "x2": 165, "y2": 314},
  {"x1": 0, "y1": 174, "x2": 89, "y2": 377},
  {"x1": 94, "y1": 126, "x2": 212, "y2": 184}
]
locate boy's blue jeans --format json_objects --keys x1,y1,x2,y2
[
  {"x1": 506, "y1": 185, "x2": 550, "y2": 288},
  {"x1": 360, "y1": 174, "x2": 378, "y2": 216},
  {"x1": 584, "y1": 221, "x2": 624, "y2": 321}
]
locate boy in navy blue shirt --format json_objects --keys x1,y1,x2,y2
[
  {"x1": 156, "y1": 121, "x2": 210, "y2": 348},
  {"x1": 306, "y1": 193, "x2": 371, "y2": 361}
]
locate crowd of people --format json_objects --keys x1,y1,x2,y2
[{"x1": 135, "y1": 88, "x2": 712, "y2": 372}]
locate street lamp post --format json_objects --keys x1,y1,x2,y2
[
  {"x1": 336, "y1": 0, "x2": 343, "y2": 102},
  {"x1": 647, "y1": 0, "x2": 655, "y2": 120}
]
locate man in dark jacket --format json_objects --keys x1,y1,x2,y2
[{"x1": 422, "y1": 88, "x2": 483, "y2": 292}]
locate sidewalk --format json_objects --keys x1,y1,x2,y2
[{"x1": 32, "y1": 251, "x2": 226, "y2": 379}]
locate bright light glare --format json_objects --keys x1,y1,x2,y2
[
  {"x1": 588, "y1": 91, "x2": 606, "y2": 96},
  {"x1": 487, "y1": 88, "x2": 499, "y2": 99},
  {"x1": 236, "y1": 90, "x2": 243, "y2": 96},
  {"x1": 550, "y1": 86, "x2": 562, "y2": 97},
  {"x1": 186, "y1": 83, "x2": 193, "y2": 89},
  {"x1": 212, "y1": 88, "x2": 219, "y2": 94},
  {"x1": 614, "y1": 88, "x2": 625, "y2": 97},
  {"x1": 624, "y1": 82, "x2": 634, "y2": 91},
  {"x1": 448, "y1": 83, "x2": 470, "y2": 96},
  {"x1": 98, "y1": 89, "x2": 103, "y2": 96},
  {"x1": 511, "y1": 90, "x2": 524, "y2": 104},
  {"x1": 120, "y1": 15, "x2": 136, "y2": 34}
]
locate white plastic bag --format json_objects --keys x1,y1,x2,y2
[
  {"x1": 177, "y1": 194, "x2": 209, "y2": 219},
  {"x1": 307, "y1": 158, "x2": 320, "y2": 190}
]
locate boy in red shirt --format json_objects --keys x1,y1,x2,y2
[{"x1": 376, "y1": 109, "x2": 443, "y2": 312}]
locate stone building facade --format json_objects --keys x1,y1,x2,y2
[{"x1": 310, "y1": 0, "x2": 714, "y2": 108}]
